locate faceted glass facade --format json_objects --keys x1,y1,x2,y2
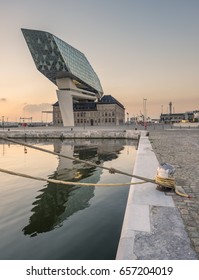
[{"x1": 22, "y1": 28, "x2": 103, "y2": 98}]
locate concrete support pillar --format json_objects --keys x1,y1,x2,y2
[
  {"x1": 56, "y1": 77, "x2": 96, "y2": 127},
  {"x1": 56, "y1": 90, "x2": 74, "y2": 127}
]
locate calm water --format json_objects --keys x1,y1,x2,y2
[{"x1": 0, "y1": 139, "x2": 137, "y2": 260}]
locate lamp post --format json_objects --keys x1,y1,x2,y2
[
  {"x1": 127, "y1": 112, "x2": 129, "y2": 127},
  {"x1": 143, "y1": 99, "x2": 147, "y2": 130},
  {"x1": 160, "y1": 105, "x2": 164, "y2": 123},
  {"x1": 161, "y1": 105, "x2": 163, "y2": 114},
  {"x1": 2, "y1": 116, "x2": 4, "y2": 131}
]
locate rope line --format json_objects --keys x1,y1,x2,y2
[
  {"x1": 0, "y1": 167, "x2": 147, "y2": 187},
  {"x1": 155, "y1": 175, "x2": 190, "y2": 198},
  {"x1": 0, "y1": 136, "x2": 189, "y2": 197},
  {"x1": 155, "y1": 175, "x2": 175, "y2": 189},
  {"x1": 0, "y1": 136, "x2": 155, "y2": 184}
]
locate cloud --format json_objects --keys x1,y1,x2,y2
[
  {"x1": 23, "y1": 103, "x2": 52, "y2": 113},
  {"x1": 0, "y1": 98, "x2": 7, "y2": 102}
]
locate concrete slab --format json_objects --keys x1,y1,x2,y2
[
  {"x1": 132, "y1": 182, "x2": 174, "y2": 207},
  {"x1": 130, "y1": 135, "x2": 174, "y2": 207},
  {"x1": 120, "y1": 204, "x2": 150, "y2": 234},
  {"x1": 116, "y1": 236, "x2": 137, "y2": 260},
  {"x1": 133, "y1": 206, "x2": 197, "y2": 259}
]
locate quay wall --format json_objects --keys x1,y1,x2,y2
[
  {"x1": 173, "y1": 122, "x2": 199, "y2": 128},
  {"x1": 0, "y1": 128, "x2": 140, "y2": 140}
]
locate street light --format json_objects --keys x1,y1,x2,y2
[
  {"x1": 143, "y1": 99, "x2": 147, "y2": 129},
  {"x1": 2, "y1": 116, "x2": 4, "y2": 131},
  {"x1": 127, "y1": 112, "x2": 129, "y2": 126},
  {"x1": 161, "y1": 105, "x2": 163, "y2": 114}
]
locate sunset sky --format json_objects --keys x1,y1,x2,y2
[{"x1": 0, "y1": 0, "x2": 198, "y2": 122}]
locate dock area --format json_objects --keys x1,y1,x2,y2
[
  {"x1": 1, "y1": 125, "x2": 199, "y2": 259},
  {"x1": 116, "y1": 130, "x2": 199, "y2": 259}
]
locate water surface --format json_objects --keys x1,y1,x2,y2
[{"x1": 0, "y1": 139, "x2": 136, "y2": 259}]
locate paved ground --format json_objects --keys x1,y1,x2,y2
[
  {"x1": 149, "y1": 129, "x2": 199, "y2": 258},
  {"x1": 116, "y1": 132, "x2": 197, "y2": 259}
]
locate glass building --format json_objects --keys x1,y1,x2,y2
[
  {"x1": 21, "y1": 28, "x2": 103, "y2": 98},
  {"x1": 22, "y1": 28, "x2": 104, "y2": 126}
]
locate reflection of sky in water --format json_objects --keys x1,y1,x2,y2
[{"x1": 0, "y1": 139, "x2": 137, "y2": 260}]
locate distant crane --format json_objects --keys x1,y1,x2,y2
[{"x1": 41, "y1": 111, "x2": 53, "y2": 124}]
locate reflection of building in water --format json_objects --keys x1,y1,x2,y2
[
  {"x1": 23, "y1": 182, "x2": 95, "y2": 237},
  {"x1": 54, "y1": 139, "x2": 125, "y2": 179},
  {"x1": 23, "y1": 140, "x2": 124, "y2": 237}
]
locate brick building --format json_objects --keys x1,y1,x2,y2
[{"x1": 53, "y1": 95, "x2": 125, "y2": 126}]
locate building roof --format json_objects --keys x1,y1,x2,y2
[
  {"x1": 21, "y1": 28, "x2": 103, "y2": 98},
  {"x1": 98, "y1": 95, "x2": 125, "y2": 109},
  {"x1": 52, "y1": 101, "x2": 59, "y2": 106},
  {"x1": 53, "y1": 95, "x2": 124, "y2": 110}
]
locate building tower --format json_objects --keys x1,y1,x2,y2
[
  {"x1": 169, "y1": 102, "x2": 172, "y2": 114},
  {"x1": 21, "y1": 28, "x2": 104, "y2": 126}
]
